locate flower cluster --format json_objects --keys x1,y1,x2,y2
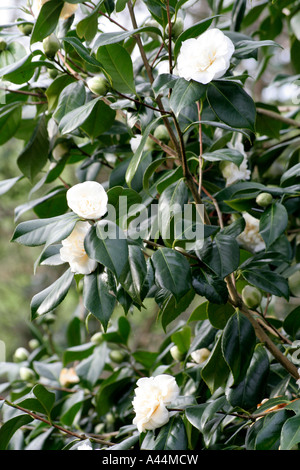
[
  {"x1": 132, "y1": 374, "x2": 180, "y2": 433},
  {"x1": 60, "y1": 181, "x2": 108, "y2": 275},
  {"x1": 33, "y1": 0, "x2": 78, "y2": 20},
  {"x1": 177, "y1": 28, "x2": 235, "y2": 84}
]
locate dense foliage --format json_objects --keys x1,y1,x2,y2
[{"x1": 1, "y1": 0, "x2": 300, "y2": 451}]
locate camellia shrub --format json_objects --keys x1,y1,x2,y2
[{"x1": 1, "y1": 0, "x2": 300, "y2": 451}]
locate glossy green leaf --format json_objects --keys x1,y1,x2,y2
[
  {"x1": 11, "y1": 212, "x2": 80, "y2": 247},
  {"x1": 221, "y1": 311, "x2": 256, "y2": 383},
  {"x1": 280, "y1": 415, "x2": 300, "y2": 450},
  {"x1": 196, "y1": 234, "x2": 240, "y2": 279},
  {"x1": 31, "y1": 0, "x2": 64, "y2": 44},
  {"x1": 63, "y1": 343, "x2": 95, "y2": 366},
  {"x1": 84, "y1": 220, "x2": 128, "y2": 278},
  {"x1": 170, "y1": 78, "x2": 205, "y2": 117},
  {"x1": 59, "y1": 97, "x2": 102, "y2": 135},
  {"x1": 0, "y1": 414, "x2": 33, "y2": 450},
  {"x1": 32, "y1": 384, "x2": 56, "y2": 418},
  {"x1": 201, "y1": 333, "x2": 230, "y2": 394},
  {"x1": 207, "y1": 80, "x2": 256, "y2": 131},
  {"x1": 192, "y1": 269, "x2": 228, "y2": 304},
  {"x1": 62, "y1": 37, "x2": 102, "y2": 67},
  {"x1": 17, "y1": 115, "x2": 49, "y2": 181},
  {"x1": 83, "y1": 268, "x2": 116, "y2": 331},
  {"x1": 96, "y1": 43, "x2": 136, "y2": 94},
  {"x1": 259, "y1": 203, "x2": 288, "y2": 249},
  {"x1": 80, "y1": 100, "x2": 116, "y2": 139},
  {"x1": 151, "y1": 247, "x2": 192, "y2": 302},
  {"x1": 242, "y1": 268, "x2": 289, "y2": 300},
  {"x1": 227, "y1": 344, "x2": 270, "y2": 409},
  {"x1": 31, "y1": 268, "x2": 74, "y2": 319},
  {"x1": 0, "y1": 104, "x2": 22, "y2": 145},
  {"x1": 53, "y1": 81, "x2": 86, "y2": 123},
  {"x1": 142, "y1": 416, "x2": 188, "y2": 450}
]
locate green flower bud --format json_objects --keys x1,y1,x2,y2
[
  {"x1": 28, "y1": 339, "x2": 39, "y2": 350},
  {"x1": 170, "y1": 345, "x2": 185, "y2": 362},
  {"x1": 109, "y1": 350, "x2": 127, "y2": 364},
  {"x1": 87, "y1": 76, "x2": 110, "y2": 96},
  {"x1": 43, "y1": 34, "x2": 61, "y2": 58},
  {"x1": 0, "y1": 39, "x2": 7, "y2": 52},
  {"x1": 91, "y1": 332, "x2": 104, "y2": 345},
  {"x1": 48, "y1": 68, "x2": 59, "y2": 79},
  {"x1": 242, "y1": 285, "x2": 262, "y2": 309},
  {"x1": 169, "y1": 17, "x2": 184, "y2": 38},
  {"x1": 19, "y1": 366, "x2": 35, "y2": 382},
  {"x1": 153, "y1": 124, "x2": 170, "y2": 143},
  {"x1": 13, "y1": 347, "x2": 29, "y2": 362},
  {"x1": 17, "y1": 20, "x2": 33, "y2": 36},
  {"x1": 256, "y1": 192, "x2": 273, "y2": 208}
]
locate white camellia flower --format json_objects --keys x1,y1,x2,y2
[
  {"x1": 66, "y1": 181, "x2": 108, "y2": 220},
  {"x1": 132, "y1": 374, "x2": 180, "y2": 433},
  {"x1": 177, "y1": 28, "x2": 235, "y2": 84},
  {"x1": 237, "y1": 213, "x2": 265, "y2": 253},
  {"x1": 33, "y1": 0, "x2": 78, "y2": 19},
  {"x1": 60, "y1": 221, "x2": 98, "y2": 275}
]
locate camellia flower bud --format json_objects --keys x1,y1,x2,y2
[
  {"x1": 191, "y1": 348, "x2": 211, "y2": 364},
  {"x1": 91, "y1": 332, "x2": 104, "y2": 345},
  {"x1": 13, "y1": 347, "x2": 29, "y2": 362},
  {"x1": 17, "y1": 20, "x2": 33, "y2": 36},
  {"x1": 256, "y1": 192, "x2": 273, "y2": 208},
  {"x1": 242, "y1": 285, "x2": 262, "y2": 309},
  {"x1": 177, "y1": 28, "x2": 234, "y2": 84},
  {"x1": 19, "y1": 366, "x2": 35, "y2": 382},
  {"x1": 109, "y1": 350, "x2": 127, "y2": 364},
  {"x1": 43, "y1": 33, "x2": 61, "y2": 58},
  {"x1": 170, "y1": 345, "x2": 185, "y2": 362},
  {"x1": 153, "y1": 124, "x2": 170, "y2": 143},
  {"x1": 87, "y1": 76, "x2": 110, "y2": 96},
  {"x1": 28, "y1": 338, "x2": 39, "y2": 350},
  {"x1": 167, "y1": 17, "x2": 184, "y2": 38}
]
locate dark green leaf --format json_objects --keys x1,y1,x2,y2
[
  {"x1": 83, "y1": 268, "x2": 116, "y2": 331},
  {"x1": 142, "y1": 416, "x2": 188, "y2": 450},
  {"x1": 0, "y1": 414, "x2": 33, "y2": 450},
  {"x1": 227, "y1": 344, "x2": 270, "y2": 409},
  {"x1": 31, "y1": 268, "x2": 74, "y2": 319},
  {"x1": 31, "y1": 0, "x2": 64, "y2": 44},
  {"x1": 192, "y1": 269, "x2": 228, "y2": 304},
  {"x1": 170, "y1": 78, "x2": 205, "y2": 117},
  {"x1": 207, "y1": 80, "x2": 256, "y2": 131},
  {"x1": 196, "y1": 234, "x2": 240, "y2": 279},
  {"x1": 62, "y1": 37, "x2": 102, "y2": 67},
  {"x1": 242, "y1": 268, "x2": 289, "y2": 300},
  {"x1": 17, "y1": 115, "x2": 49, "y2": 181},
  {"x1": 201, "y1": 333, "x2": 230, "y2": 394},
  {"x1": 32, "y1": 384, "x2": 55, "y2": 418},
  {"x1": 53, "y1": 81, "x2": 86, "y2": 123},
  {"x1": 84, "y1": 220, "x2": 128, "y2": 278},
  {"x1": 221, "y1": 311, "x2": 256, "y2": 383},
  {"x1": 151, "y1": 247, "x2": 192, "y2": 302},
  {"x1": 96, "y1": 43, "x2": 136, "y2": 94},
  {"x1": 259, "y1": 203, "x2": 288, "y2": 249}
]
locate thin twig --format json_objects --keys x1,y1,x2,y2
[
  {"x1": 0, "y1": 396, "x2": 115, "y2": 446},
  {"x1": 256, "y1": 107, "x2": 300, "y2": 129}
]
